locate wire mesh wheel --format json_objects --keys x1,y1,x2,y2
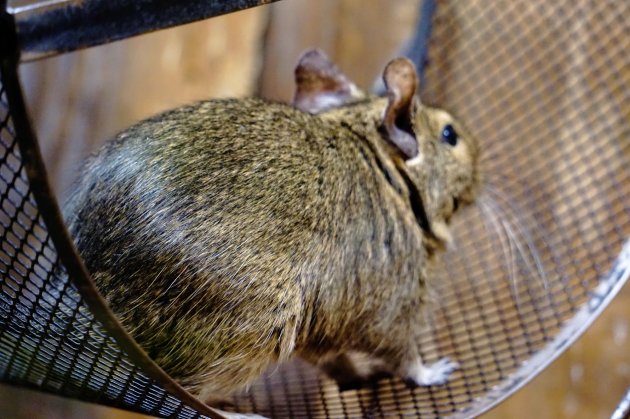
[{"x1": 1, "y1": 1, "x2": 630, "y2": 418}]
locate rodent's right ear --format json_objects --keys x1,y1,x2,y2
[
  {"x1": 292, "y1": 48, "x2": 364, "y2": 114},
  {"x1": 382, "y1": 57, "x2": 419, "y2": 160}
]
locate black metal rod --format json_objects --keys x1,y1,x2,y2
[
  {"x1": 371, "y1": 0, "x2": 436, "y2": 95},
  {"x1": 9, "y1": 0, "x2": 279, "y2": 61},
  {"x1": 405, "y1": 0, "x2": 436, "y2": 91},
  {"x1": 1, "y1": 7, "x2": 225, "y2": 418},
  {"x1": 612, "y1": 387, "x2": 630, "y2": 419}
]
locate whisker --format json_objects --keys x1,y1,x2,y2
[
  {"x1": 478, "y1": 198, "x2": 520, "y2": 305},
  {"x1": 482, "y1": 196, "x2": 538, "y2": 289},
  {"x1": 501, "y1": 216, "x2": 537, "y2": 305},
  {"x1": 484, "y1": 184, "x2": 549, "y2": 289}
]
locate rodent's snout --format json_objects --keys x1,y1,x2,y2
[
  {"x1": 454, "y1": 147, "x2": 482, "y2": 210},
  {"x1": 448, "y1": 120, "x2": 482, "y2": 210}
]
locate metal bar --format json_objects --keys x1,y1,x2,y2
[
  {"x1": 404, "y1": 0, "x2": 436, "y2": 91},
  {"x1": 8, "y1": 0, "x2": 279, "y2": 61},
  {"x1": 371, "y1": 0, "x2": 436, "y2": 95},
  {"x1": 612, "y1": 387, "x2": 630, "y2": 419},
  {"x1": 0, "y1": 7, "x2": 226, "y2": 418}
]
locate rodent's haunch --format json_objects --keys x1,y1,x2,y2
[{"x1": 64, "y1": 49, "x2": 481, "y2": 401}]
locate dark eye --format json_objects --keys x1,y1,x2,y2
[{"x1": 441, "y1": 124, "x2": 458, "y2": 146}]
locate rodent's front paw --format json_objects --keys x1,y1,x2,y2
[{"x1": 404, "y1": 357, "x2": 459, "y2": 387}]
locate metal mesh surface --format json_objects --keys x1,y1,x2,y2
[
  {"x1": 0, "y1": 1, "x2": 628, "y2": 418},
  {"x1": 0, "y1": 58, "x2": 209, "y2": 418},
  {"x1": 225, "y1": 1, "x2": 630, "y2": 417}
]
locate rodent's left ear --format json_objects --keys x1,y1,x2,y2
[
  {"x1": 292, "y1": 48, "x2": 364, "y2": 114},
  {"x1": 382, "y1": 57, "x2": 419, "y2": 159}
]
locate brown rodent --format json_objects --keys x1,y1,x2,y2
[{"x1": 64, "y1": 49, "x2": 481, "y2": 402}]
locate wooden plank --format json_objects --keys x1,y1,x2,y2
[
  {"x1": 259, "y1": 0, "x2": 419, "y2": 102},
  {"x1": 19, "y1": 6, "x2": 266, "y2": 201}
]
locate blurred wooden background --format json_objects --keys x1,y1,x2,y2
[{"x1": 2, "y1": 0, "x2": 629, "y2": 418}]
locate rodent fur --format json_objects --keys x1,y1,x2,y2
[{"x1": 64, "y1": 50, "x2": 481, "y2": 401}]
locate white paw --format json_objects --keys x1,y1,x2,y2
[{"x1": 406, "y1": 357, "x2": 459, "y2": 386}]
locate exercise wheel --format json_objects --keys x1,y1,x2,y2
[{"x1": 1, "y1": 1, "x2": 629, "y2": 418}]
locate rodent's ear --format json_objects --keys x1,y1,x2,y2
[
  {"x1": 382, "y1": 57, "x2": 419, "y2": 159},
  {"x1": 292, "y1": 48, "x2": 364, "y2": 114}
]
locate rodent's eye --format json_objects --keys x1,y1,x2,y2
[{"x1": 441, "y1": 124, "x2": 458, "y2": 146}]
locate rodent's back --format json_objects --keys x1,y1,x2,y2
[
  {"x1": 65, "y1": 97, "x2": 424, "y2": 395},
  {"x1": 69, "y1": 98, "x2": 334, "y2": 259}
]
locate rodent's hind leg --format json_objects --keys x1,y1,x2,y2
[
  {"x1": 319, "y1": 351, "x2": 392, "y2": 391},
  {"x1": 204, "y1": 396, "x2": 238, "y2": 410},
  {"x1": 362, "y1": 334, "x2": 458, "y2": 388},
  {"x1": 402, "y1": 357, "x2": 459, "y2": 387}
]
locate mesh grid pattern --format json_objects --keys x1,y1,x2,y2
[
  {"x1": 0, "y1": 1, "x2": 628, "y2": 418},
  {"x1": 226, "y1": 1, "x2": 630, "y2": 417},
  {"x1": 0, "y1": 72, "x2": 207, "y2": 417}
]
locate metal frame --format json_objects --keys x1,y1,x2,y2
[
  {"x1": 404, "y1": 0, "x2": 435, "y2": 90},
  {"x1": 613, "y1": 387, "x2": 630, "y2": 419},
  {"x1": 454, "y1": 239, "x2": 630, "y2": 418},
  {"x1": 9, "y1": 0, "x2": 279, "y2": 61}
]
